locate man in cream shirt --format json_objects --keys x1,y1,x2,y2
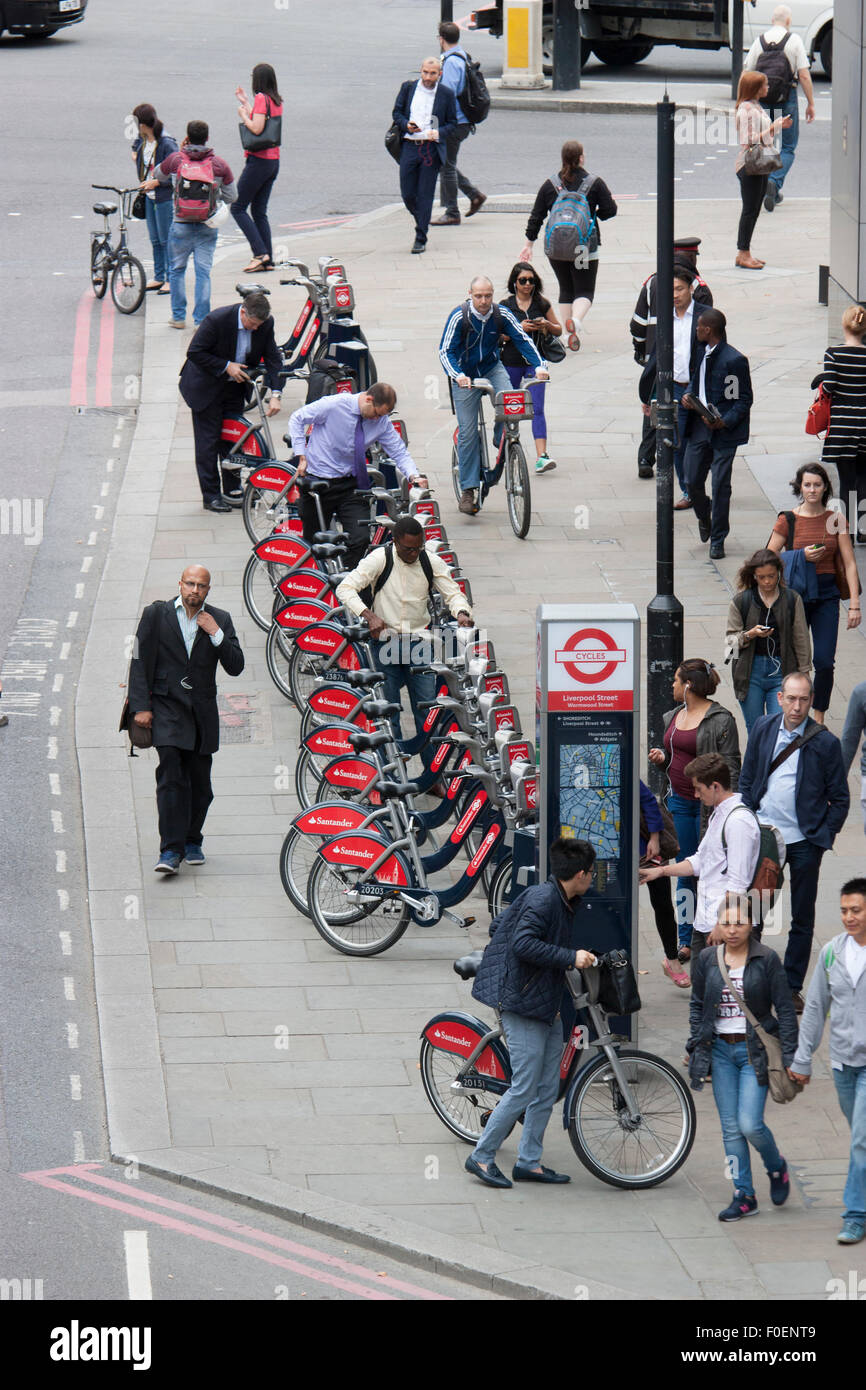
[
  {"x1": 337, "y1": 515, "x2": 473, "y2": 790},
  {"x1": 743, "y1": 4, "x2": 815, "y2": 212}
]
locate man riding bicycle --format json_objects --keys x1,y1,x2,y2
[{"x1": 439, "y1": 276, "x2": 548, "y2": 516}]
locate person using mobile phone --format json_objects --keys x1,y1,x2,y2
[
  {"x1": 726, "y1": 549, "x2": 811, "y2": 731},
  {"x1": 500, "y1": 262, "x2": 562, "y2": 476}
]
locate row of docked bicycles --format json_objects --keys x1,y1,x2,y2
[{"x1": 232, "y1": 277, "x2": 697, "y2": 1188}]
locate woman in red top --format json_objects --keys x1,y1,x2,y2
[{"x1": 233, "y1": 63, "x2": 283, "y2": 273}]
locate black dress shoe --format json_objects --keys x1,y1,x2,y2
[
  {"x1": 697, "y1": 518, "x2": 711, "y2": 543},
  {"x1": 465, "y1": 1156, "x2": 512, "y2": 1188},
  {"x1": 638, "y1": 465, "x2": 654, "y2": 479},
  {"x1": 411, "y1": 239, "x2": 426, "y2": 254},
  {"x1": 709, "y1": 543, "x2": 725, "y2": 559},
  {"x1": 512, "y1": 1164, "x2": 571, "y2": 1184},
  {"x1": 466, "y1": 193, "x2": 487, "y2": 217},
  {"x1": 203, "y1": 497, "x2": 232, "y2": 513}
]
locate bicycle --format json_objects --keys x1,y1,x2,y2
[
  {"x1": 450, "y1": 379, "x2": 538, "y2": 540},
  {"x1": 90, "y1": 186, "x2": 146, "y2": 314},
  {"x1": 420, "y1": 952, "x2": 696, "y2": 1189}
]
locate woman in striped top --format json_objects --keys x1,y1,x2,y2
[{"x1": 822, "y1": 305, "x2": 866, "y2": 541}]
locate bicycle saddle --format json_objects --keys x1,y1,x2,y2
[
  {"x1": 92, "y1": 202, "x2": 117, "y2": 216},
  {"x1": 348, "y1": 728, "x2": 391, "y2": 752},
  {"x1": 342, "y1": 669, "x2": 381, "y2": 688},
  {"x1": 335, "y1": 622, "x2": 369, "y2": 641},
  {"x1": 235, "y1": 281, "x2": 269, "y2": 297},
  {"x1": 296, "y1": 478, "x2": 331, "y2": 494},
  {"x1": 375, "y1": 780, "x2": 420, "y2": 800},
  {"x1": 359, "y1": 699, "x2": 401, "y2": 720},
  {"x1": 310, "y1": 543, "x2": 346, "y2": 560},
  {"x1": 313, "y1": 530, "x2": 343, "y2": 544},
  {"x1": 325, "y1": 573, "x2": 348, "y2": 589},
  {"x1": 453, "y1": 949, "x2": 484, "y2": 980}
]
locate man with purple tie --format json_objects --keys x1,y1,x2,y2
[{"x1": 288, "y1": 383, "x2": 427, "y2": 568}]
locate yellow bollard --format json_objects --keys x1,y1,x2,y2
[{"x1": 501, "y1": 0, "x2": 546, "y2": 89}]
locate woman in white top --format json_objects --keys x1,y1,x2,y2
[{"x1": 734, "y1": 71, "x2": 793, "y2": 270}]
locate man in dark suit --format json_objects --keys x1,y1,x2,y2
[
  {"x1": 128, "y1": 565, "x2": 245, "y2": 874},
  {"x1": 637, "y1": 268, "x2": 707, "y2": 499},
  {"x1": 179, "y1": 291, "x2": 283, "y2": 512},
  {"x1": 740, "y1": 673, "x2": 850, "y2": 1010},
  {"x1": 392, "y1": 57, "x2": 457, "y2": 254},
  {"x1": 682, "y1": 307, "x2": 753, "y2": 560}
]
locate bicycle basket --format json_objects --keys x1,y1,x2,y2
[
  {"x1": 494, "y1": 390, "x2": 534, "y2": 423},
  {"x1": 596, "y1": 950, "x2": 641, "y2": 1015}
]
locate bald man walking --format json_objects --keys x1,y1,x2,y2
[
  {"x1": 392, "y1": 57, "x2": 458, "y2": 253},
  {"x1": 128, "y1": 566, "x2": 244, "y2": 874}
]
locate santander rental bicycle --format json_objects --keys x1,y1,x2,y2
[{"x1": 450, "y1": 379, "x2": 539, "y2": 540}]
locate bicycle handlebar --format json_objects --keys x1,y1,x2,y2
[
  {"x1": 92, "y1": 185, "x2": 137, "y2": 196},
  {"x1": 471, "y1": 375, "x2": 548, "y2": 395}
]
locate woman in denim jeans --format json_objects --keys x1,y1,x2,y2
[
  {"x1": 131, "y1": 104, "x2": 178, "y2": 292},
  {"x1": 649, "y1": 659, "x2": 741, "y2": 961},
  {"x1": 687, "y1": 892, "x2": 798, "y2": 1222},
  {"x1": 726, "y1": 549, "x2": 811, "y2": 732}
]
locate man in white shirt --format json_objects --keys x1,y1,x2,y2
[
  {"x1": 743, "y1": 3, "x2": 815, "y2": 212},
  {"x1": 337, "y1": 515, "x2": 474, "y2": 787},
  {"x1": 639, "y1": 753, "x2": 760, "y2": 974},
  {"x1": 790, "y1": 879, "x2": 866, "y2": 1246},
  {"x1": 637, "y1": 270, "x2": 702, "y2": 502},
  {"x1": 392, "y1": 59, "x2": 458, "y2": 253}
]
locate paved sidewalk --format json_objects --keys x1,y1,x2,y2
[
  {"x1": 488, "y1": 75, "x2": 832, "y2": 119},
  {"x1": 76, "y1": 192, "x2": 866, "y2": 1300}
]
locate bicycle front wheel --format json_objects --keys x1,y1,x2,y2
[
  {"x1": 278, "y1": 827, "x2": 319, "y2": 918},
  {"x1": 566, "y1": 1049, "x2": 696, "y2": 1189},
  {"x1": 265, "y1": 623, "x2": 294, "y2": 700},
  {"x1": 486, "y1": 853, "x2": 514, "y2": 919},
  {"x1": 110, "y1": 253, "x2": 146, "y2": 314},
  {"x1": 241, "y1": 553, "x2": 278, "y2": 633},
  {"x1": 307, "y1": 857, "x2": 410, "y2": 956},
  {"x1": 243, "y1": 484, "x2": 292, "y2": 545},
  {"x1": 90, "y1": 241, "x2": 110, "y2": 299},
  {"x1": 419, "y1": 1039, "x2": 505, "y2": 1142},
  {"x1": 505, "y1": 440, "x2": 531, "y2": 539},
  {"x1": 450, "y1": 439, "x2": 462, "y2": 507}
]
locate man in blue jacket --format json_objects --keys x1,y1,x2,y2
[
  {"x1": 392, "y1": 58, "x2": 458, "y2": 254},
  {"x1": 440, "y1": 277, "x2": 547, "y2": 514},
  {"x1": 740, "y1": 673, "x2": 850, "y2": 1010},
  {"x1": 465, "y1": 837, "x2": 597, "y2": 1189},
  {"x1": 681, "y1": 308, "x2": 753, "y2": 560}
]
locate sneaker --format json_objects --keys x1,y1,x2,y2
[
  {"x1": 0, "y1": 713, "x2": 8, "y2": 727},
  {"x1": 837, "y1": 1219, "x2": 866, "y2": 1244},
  {"x1": 183, "y1": 844, "x2": 206, "y2": 865},
  {"x1": 168, "y1": 319, "x2": 185, "y2": 329},
  {"x1": 769, "y1": 1157, "x2": 790, "y2": 1206},
  {"x1": 718, "y1": 1191, "x2": 758, "y2": 1222},
  {"x1": 535, "y1": 454, "x2": 557, "y2": 473},
  {"x1": 458, "y1": 490, "x2": 477, "y2": 516},
  {"x1": 154, "y1": 852, "x2": 181, "y2": 875}
]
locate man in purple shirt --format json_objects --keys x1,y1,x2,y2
[{"x1": 289, "y1": 382, "x2": 427, "y2": 567}]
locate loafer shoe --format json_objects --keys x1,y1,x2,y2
[
  {"x1": 411, "y1": 239, "x2": 426, "y2": 254},
  {"x1": 709, "y1": 544, "x2": 725, "y2": 559},
  {"x1": 674, "y1": 496, "x2": 692, "y2": 510},
  {"x1": 466, "y1": 193, "x2": 487, "y2": 217},
  {"x1": 718, "y1": 1191, "x2": 758, "y2": 1222},
  {"x1": 698, "y1": 518, "x2": 711, "y2": 543},
  {"x1": 203, "y1": 498, "x2": 232, "y2": 513},
  {"x1": 465, "y1": 1156, "x2": 512, "y2": 1188},
  {"x1": 638, "y1": 465, "x2": 654, "y2": 479},
  {"x1": 837, "y1": 1220, "x2": 866, "y2": 1244},
  {"x1": 183, "y1": 844, "x2": 206, "y2": 865},
  {"x1": 512, "y1": 1164, "x2": 571, "y2": 1184},
  {"x1": 769, "y1": 1158, "x2": 790, "y2": 1206},
  {"x1": 154, "y1": 852, "x2": 180, "y2": 875},
  {"x1": 431, "y1": 214, "x2": 461, "y2": 225}
]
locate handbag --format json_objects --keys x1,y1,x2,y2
[
  {"x1": 205, "y1": 199, "x2": 229, "y2": 229},
  {"x1": 540, "y1": 333, "x2": 566, "y2": 364},
  {"x1": 239, "y1": 97, "x2": 282, "y2": 153},
  {"x1": 715, "y1": 947, "x2": 802, "y2": 1104},
  {"x1": 385, "y1": 120, "x2": 402, "y2": 163},
  {"x1": 131, "y1": 191, "x2": 147, "y2": 220},
  {"x1": 119, "y1": 696, "x2": 152, "y2": 757},
  {"x1": 805, "y1": 382, "x2": 830, "y2": 437},
  {"x1": 595, "y1": 950, "x2": 642, "y2": 1016},
  {"x1": 743, "y1": 141, "x2": 782, "y2": 176}
]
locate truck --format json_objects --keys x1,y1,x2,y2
[
  {"x1": 471, "y1": 1, "x2": 833, "y2": 79},
  {"x1": 0, "y1": 0, "x2": 88, "y2": 39}
]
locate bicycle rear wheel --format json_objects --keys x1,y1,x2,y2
[
  {"x1": 265, "y1": 623, "x2": 294, "y2": 700},
  {"x1": 90, "y1": 241, "x2": 110, "y2": 299},
  {"x1": 566, "y1": 1049, "x2": 696, "y2": 1189},
  {"x1": 243, "y1": 484, "x2": 293, "y2": 544},
  {"x1": 505, "y1": 440, "x2": 531, "y2": 539},
  {"x1": 450, "y1": 439, "x2": 462, "y2": 507},
  {"x1": 307, "y1": 857, "x2": 410, "y2": 956},
  {"x1": 289, "y1": 642, "x2": 364, "y2": 712},
  {"x1": 242, "y1": 554, "x2": 282, "y2": 633},
  {"x1": 278, "y1": 827, "x2": 319, "y2": 917},
  {"x1": 419, "y1": 1039, "x2": 505, "y2": 1142},
  {"x1": 110, "y1": 253, "x2": 146, "y2": 314}
]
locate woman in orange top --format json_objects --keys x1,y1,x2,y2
[{"x1": 767, "y1": 463, "x2": 861, "y2": 720}]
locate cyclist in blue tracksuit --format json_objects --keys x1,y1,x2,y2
[{"x1": 439, "y1": 276, "x2": 547, "y2": 514}]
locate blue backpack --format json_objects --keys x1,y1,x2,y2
[{"x1": 544, "y1": 172, "x2": 598, "y2": 261}]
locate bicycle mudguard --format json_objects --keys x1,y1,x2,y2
[
  {"x1": 306, "y1": 684, "x2": 374, "y2": 730},
  {"x1": 276, "y1": 570, "x2": 338, "y2": 607},
  {"x1": 253, "y1": 534, "x2": 311, "y2": 567},
  {"x1": 420, "y1": 1012, "x2": 509, "y2": 1084},
  {"x1": 320, "y1": 753, "x2": 379, "y2": 796},
  {"x1": 301, "y1": 721, "x2": 366, "y2": 761},
  {"x1": 247, "y1": 464, "x2": 299, "y2": 501},
  {"x1": 220, "y1": 416, "x2": 266, "y2": 457},
  {"x1": 273, "y1": 598, "x2": 333, "y2": 631},
  {"x1": 292, "y1": 800, "x2": 375, "y2": 837},
  {"x1": 446, "y1": 749, "x2": 474, "y2": 800},
  {"x1": 293, "y1": 624, "x2": 362, "y2": 670},
  {"x1": 447, "y1": 787, "x2": 490, "y2": 846},
  {"x1": 318, "y1": 831, "x2": 410, "y2": 886}
]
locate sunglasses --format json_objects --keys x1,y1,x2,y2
[{"x1": 516, "y1": 276, "x2": 536, "y2": 285}]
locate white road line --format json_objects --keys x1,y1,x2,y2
[
  {"x1": 53, "y1": 675, "x2": 64, "y2": 693},
  {"x1": 73, "y1": 1131, "x2": 85, "y2": 1162},
  {"x1": 51, "y1": 811, "x2": 64, "y2": 833},
  {"x1": 70, "y1": 1075, "x2": 82, "y2": 1100},
  {"x1": 50, "y1": 706, "x2": 62, "y2": 726},
  {"x1": 66, "y1": 1022, "x2": 79, "y2": 1049},
  {"x1": 48, "y1": 737, "x2": 59, "y2": 760},
  {"x1": 66, "y1": 612, "x2": 78, "y2": 628},
  {"x1": 94, "y1": 506, "x2": 104, "y2": 520},
  {"x1": 64, "y1": 978, "x2": 76, "y2": 1001},
  {"x1": 100, "y1": 482, "x2": 110, "y2": 497},
  {"x1": 112, "y1": 432, "x2": 122, "y2": 447},
  {"x1": 59, "y1": 931, "x2": 72, "y2": 954},
  {"x1": 106, "y1": 457, "x2": 115, "y2": 472},
  {"x1": 57, "y1": 890, "x2": 70, "y2": 912},
  {"x1": 56, "y1": 851, "x2": 67, "y2": 873},
  {"x1": 59, "y1": 644, "x2": 71, "y2": 660},
  {"x1": 75, "y1": 584, "x2": 85, "y2": 598},
  {"x1": 87, "y1": 531, "x2": 97, "y2": 545},
  {"x1": 81, "y1": 556, "x2": 93, "y2": 573},
  {"x1": 49, "y1": 774, "x2": 61, "y2": 795},
  {"x1": 124, "y1": 1231, "x2": 153, "y2": 1301}
]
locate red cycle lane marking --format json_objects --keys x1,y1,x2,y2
[
  {"x1": 22, "y1": 1166, "x2": 452, "y2": 1301},
  {"x1": 23, "y1": 1173, "x2": 397, "y2": 1301},
  {"x1": 94, "y1": 296, "x2": 114, "y2": 408},
  {"x1": 69, "y1": 293, "x2": 94, "y2": 408}
]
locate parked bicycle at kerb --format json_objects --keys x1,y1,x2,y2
[
  {"x1": 451, "y1": 380, "x2": 540, "y2": 539},
  {"x1": 421, "y1": 951, "x2": 696, "y2": 1189},
  {"x1": 89, "y1": 186, "x2": 146, "y2": 314}
]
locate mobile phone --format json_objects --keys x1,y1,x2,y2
[
  {"x1": 757, "y1": 624, "x2": 771, "y2": 632},
  {"x1": 809, "y1": 544, "x2": 825, "y2": 552}
]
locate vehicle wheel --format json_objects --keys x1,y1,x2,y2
[
  {"x1": 819, "y1": 26, "x2": 832, "y2": 79},
  {"x1": 242, "y1": 554, "x2": 284, "y2": 633},
  {"x1": 29, "y1": 28, "x2": 59, "y2": 38},
  {"x1": 110, "y1": 254, "x2": 146, "y2": 314},
  {"x1": 591, "y1": 39, "x2": 654, "y2": 67},
  {"x1": 242, "y1": 481, "x2": 292, "y2": 544},
  {"x1": 487, "y1": 854, "x2": 515, "y2": 919},
  {"x1": 90, "y1": 241, "x2": 110, "y2": 299},
  {"x1": 505, "y1": 441, "x2": 531, "y2": 539},
  {"x1": 289, "y1": 642, "x2": 361, "y2": 712},
  {"x1": 566, "y1": 1049, "x2": 696, "y2": 1188},
  {"x1": 541, "y1": 23, "x2": 594, "y2": 76},
  {"x1": 364, "y1": 352, "x2": 378, "y2": 388},
  {"x1": 450, "y1": 440, "x2": 462, "y2": 507},
  {"x1": 419, "y1": 1038, "x2": 506, "y2": 1142},
  {"x1": 278, "y1": 827, "x2": 319, "y2": 917},
  {"x1": 265, "y1": 623, "x2": 294, "y2": 700},
  {"x1": 295, "y1": 746, "x2": 332, "y2": 809},
  {"x1": 307, "y1": 857, "x2": 410, "y2": 956}
]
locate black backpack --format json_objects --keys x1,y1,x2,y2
[
  {"x1": 453, "y1": 51, "x2": 490, "y2": 126},
  {"x1": 755, "y1": 32, "x2": 794, "y2": 106},
  {"x1": 358, "y1": 542, "x2": 435, "y2": 609},
  {"x1": 305, "y1": 358, "x2": 357, "y2": 404}
]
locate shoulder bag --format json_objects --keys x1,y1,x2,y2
[
  {"x1": 385, "y1": 120, "x2": 402, "y2": 163},
  {"x1": 743, "y1": 141, "x2": 782, "y2": 176},
  {"x1": 240, "y1": 97, "x2": 282, "y2": 153},
  {"x1": 715, "y1": 947, "x2": 802, "y2": 1103},
  {"x1": 119, "y1": 696, "x2": 152, "y2": 757},
  {"x1": 805, "y1": 381, "x2": 830, "y2": 436}
]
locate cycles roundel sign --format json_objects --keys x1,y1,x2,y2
[
  {"x1": 547, "y1": 620, "x2": 634, "y2": 711},
  {"x1": 555, "y1": 628, "x2": 627, "y2": 685}
]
